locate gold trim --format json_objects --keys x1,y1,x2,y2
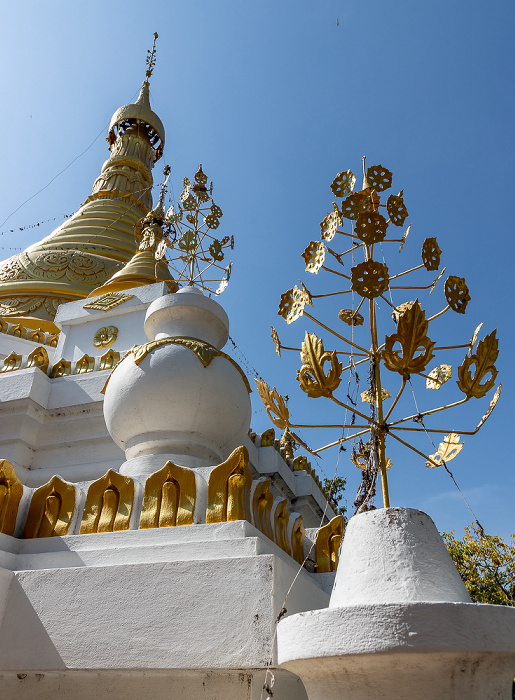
[
  {"x1": 0, "y1": 460, "x2": 23, "y2": 536},
  {"x1": 140, "y1": 462, "x2": 196, "y2": 529},
  {"x1": 22, "y1": 475, "x2": 76, "y2": 538},
  {"x1": 291, "y1": 514, "x2": 305, "y2": 565},
  {"x1": 251, "y1": 478, "x2": 273, "y2": 539},
  {"x1": 99, "y1": 349, "x2": 120, "y2": 371},
  {"x1": 315, "y1": 515, "x2": 344, "y2": 572},
  {"x1": 7, "y1": 324, "x2": 27, "y2": 339},
  {"x1": 26, "y1": 346, "x2": 49, "y2": 374},
  {"x1": 50, "y1": 359, "x2": 71, "y2": 378},
  {"x1": 273, "y1": 499, "x2": 291, "y2": 556},
  {"x1": 0, "y1": 352, "x2": 22, "y2": 373},
  {"x1": 80, "y1": 470, "x2": 134, "y2": 534},
  {"x1": 27, "y1": 328, "x2": 46, "y2": 343},
  {"x1": 74, "y1": 354, "x2": 95, "y2": 374},
  {"x1": 206, "y1": 447, "x2": 252, "y2": 523}
]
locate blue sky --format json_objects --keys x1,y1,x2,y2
[{"x1": 0, "y1": 1, "x2": 513, "y2": 540}]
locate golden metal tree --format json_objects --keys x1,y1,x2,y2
[{"x1": 256, "y1": 158, "x2": 500, "y2": 512}]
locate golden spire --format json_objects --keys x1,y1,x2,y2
[{"x1": 0, "y1": 35, "x2": 165, "y2": 331}]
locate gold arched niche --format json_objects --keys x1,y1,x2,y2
[
  {"x1": 273, "y1": 499, "x2": 291, "y2": 556},
  {"x1": 140, "y1": 462, "x2": 196, "y2": 529},
  {"x1": 1, "y1": 352, "x2": 22, "y2": 373},
  {"x1": 315, "y1": 514, "x2": 345, "y2": 573},
  {"x1": 251, "y1": 478, "x2": 273, "y2": 540},
  {"x1": 22, "y1": 475, "x2": 76, "y2": 538},
  {"x1": 26, "y1": 346, "x2": 49, "y2": 374},
  {"x1": 0, "y1": 460, "x2": 23, "y2": 536},
  {"x1": 206, "y1": 446, "x2": 252, "y2": 524},
  {"x1": 290, "y1": 514, "x2": 305, "y2": 565},
  {"x1": 80, "y1": 470, "x2": 134, "y2": 534}
]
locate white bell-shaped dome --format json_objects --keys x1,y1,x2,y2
[{"x1": 103, "y1": 286, "x2": 252, "y2": 468}]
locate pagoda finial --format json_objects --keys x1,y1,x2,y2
[{"x1": 145, "y1": 32, "x2": 159, "y2": 84}]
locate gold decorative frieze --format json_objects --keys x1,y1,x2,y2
[
  {"x1": 273, "y1": 499, "x2": 291, "y2": 556},
  {"x1": 291, "y1": 514, "x2": 305, "y2": 565},
  {"x1": 206, "y1": 447, "x2": 252, "y2": 524},
  {"x1": 315, "y1": 514, "x2": 344, "y2": 573},
  {"x1": 93, "y1": 325, "x2": 118, "y2": 348},
  {"x1": 74, "y1": 354, "x2": 95, "y2": 374},
  {"x1": 50, "y1": 359, "x2": 71, "y2": 378},
  {"x1": 26, "y1": 346, "x2": 49, "y2": 374},
  {"x1": 83, "y1": 292, "x2": 134, "y2": 312},
  {"x1": 1, "y1": 352, "x2": 22, "y2": 373},
  {"x1": 99, "y1": 349, "x2": 120, "y2": 371},
  {"x1": 251, "y1": 478, "x2": 273, "y2": 540},
  {"x1": 140, "y1": 462, "x2": 196, "y2": 529},
  {"x1": 80, "y1": 470, "x2": 134, "y2": 534},
  {"x1": 0, "y1": 460, "x2": 23, "y2": 536},
  {"x1": 22, "y1": 475, "x2": 76, "y2": 538},
  {"x1": 27, "y1": 328, "x2": 45, "y2": 343}
]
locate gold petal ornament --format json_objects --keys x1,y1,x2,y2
[
  {"x1": 302, "y1": 241, "x2": 326, "y2": 273},
  {"x1": 211, "y1": 204, "x2": 223, "y2": 218},
  {"x1": 278, "y1": 284, "x2": 312, "y2": 324},
  {"x1": 194, "y1": 165, "x2": 208, "y2": 185},
  {"x1": 361, "y1": 387, "x2": 391, "y2": 404},
  {"x1": 399, "y1": 223, "x2": 411, "y2": 252},
  {"x1": 338, "y1": 309, "x2": 364, "y2": 326},
  {"x1": 270, "y1": 326, "x2": 281, "y2": 357},
  {"x1": 93, "y1": 325, "x2": 118, "y2": 348},
  {"x1": 382, "y1": 300, "x2": 435, "y2": 378},
  {"x1": 354, "y1": 211, "x2": 388, "y2": 245},
  {"x1": 297, "y1": 332, "x2": 342, "y2": 398},
  {"x1": 254, "y1": 379, "x2": 290, "y2": 430},
  {"x1": 330, "y1": 170, "x2": 356, "y2": 198},
  {"x1": 421, "y1": 238, "x2": 442, "y2": 271},
  {"x1": 386, "y1": 192, "x2": 408, "y2": 226},
  {"x1": 351, "y1": 260, "x2": 389, "y2": 299},
  {"x1": 320, "y1": 211, "x2": 340, "y2": 241},
  {"x1": 444, "y1": 276, "x2": 471, "y2": 314},
  {"x1": 204, "y1": 214, "x2": 220, "y2": 229},
  {"x1": 426, "y1": 364, "x2": 452, "y2": 389},
  {"x1": 426, "y1": 433, "x2": 463, "y2": 468},
  {"x1": 475, "y1": 384, "x2": 501, "y2": 431},
  {"x1": 366, "y1": 164, "x2": 393, "y2": 192},
  {"x1": 469, "y1": 322, "x2": 483, "y2": 355},
  {"x1": 457, "y1": 329, "x2": 498, "y2": 399},
  {"x1": 341, "y1": 192, "x2": 370, "y2": 220}
]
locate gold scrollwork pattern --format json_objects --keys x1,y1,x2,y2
[
  {"x1": 206, "y1": 447, "x2": 252, "y2": 524},
  {"x1": 0, "y1": 460, "x2": 23, "y2": 536},
  {"x1": 1, "y1": 352, "x2": 22, "y2": 373},
  {"x1": 22, "y1": 476, "x2": 76, "y2": 538},
  {"x1": 251, "y1": 478, "x2": 274, "y2": 540},
  {"x1": 140, "y1": 462, "x2": 196, "y2": 529},
  {"x1": 273, "y1": 499, "x2": 291, "y2": 556},
  {"x1": 80, "y1": 470, "x2": 134, "y2": 534},
  {"x1": 315, "y1": 514, "x2": 344, "y2": 573}
]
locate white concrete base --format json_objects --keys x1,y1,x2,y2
[{"x1": 277, "y1": 508, "x2": 515, "y2": 700}]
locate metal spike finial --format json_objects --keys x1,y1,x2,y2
[
  {"x1": 362, "y1": 155, "x2": 370, "y2": 190},
  {"x1": 145, "y1": 32, "x2": 159, "y2": 82}
]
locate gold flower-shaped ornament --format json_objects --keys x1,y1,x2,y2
[{"x1": 93, "y1": 326, "x2": 118, "y2": 348}]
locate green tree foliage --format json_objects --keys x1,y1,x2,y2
[
  {"x1": 443, "y1": 523, "x2": 515, "y2": 606},
  {"x1": 323, "y1": 476, "x2": 347, "y2": 518}
]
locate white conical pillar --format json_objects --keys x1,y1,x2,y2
[{"x1": 277, "y1": 507, "x2": 515, "y2": 700}]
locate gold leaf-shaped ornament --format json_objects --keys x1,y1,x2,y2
[
  {"x1": 382, "y1": 300, "x2": 435, "y2": 378},
  {"x1": 254, "y1": 380, "x2": 290, "y2": 430},
  {"x1": 392, "y1": 300, "x2": 416, "y2": 323},
  {"x1": 426, "y1": 433, "x2": 463, "y2": 468},
  {"x1": 209, "y1": 239, "x2": 224, "y2": 261},
  {"x1": 387, "y1": 192, "x2": 408, "y2": 226},
  {"x1": 457, "y1": 329, "x2": 498, "y2": 399},
  {"x1": 338, "y1": 309, "x2": 364, "y2": 326},
  {"x1": 297, "y1": 332, "x2": 342, "y2": 398},
  {"x1": 331, "y1": 170, "x2": 356, "y2": 198},
  {"x1": 270, "y1": 326, "x2": 281, "y2": 358},
  {"x1": 320, "y1": 211, "x2": 340, "y2": 241},
  {"x1": 475, "y1": 384, "x2": 501, "y2": 431},
  {"x1": 351, "y1": 260, "x2": 389, "y2": 299},
  {"x1": 194, "y1": 165, "x2": 208, "y2": 185},
  {"x1": 341, "y1": 192, "x2": 370, "y2": 220},
  {"x1": 426, "y1": 364, "x2": 452, "y2": 389},
  {"x1": 361, "y1": 387, "x2": 391, "y2": 404},
  {"x1": 444, "y1": 276, "x2": 471, "y2": 314},
  {"x1": 205, "y1": 214, "x2": 220, "y2": 229},
  {"x1": 302, "y1": 241, "x2": 326, "y2": 273},
  {"x1": 366, "y1": 164, "x2": 393, "y2": 192},
  {"x1": 469, "y1": 322, "x2": 483, "y2": 355},
  {"x1": 278, "y1": 285, "x2": 312, "y2": 324},
  {"x1": 211, "y1": 204, "x2": 223, "y2": 218},
  {"x1": 421, "y1": 238, "x2": 442, "y2": 271},
  {"x1": 354, "y1": 210, "x2": 388, "y2": 245}
]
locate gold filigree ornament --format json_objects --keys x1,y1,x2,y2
[
  {"x1": 361, "y1": 387, "x2": 391, "y2": 404},
  {"x1": 426, "y1": 433, "x2": 463, "y2": 468},
  {"x1": 338, "y1": 309, "x2": 364, "y2": 326},
  {"x1": 444, "y1": 276, "x2": 471, "y2": 314},
  {"x1": 254, "y1": 379, "x2": 290, "y2": 430},
  {"x1": 457, "y1": 329, "x2": 498, "y2": 399},
  {"x1": 341, "y1": 192, "x2": 370, "y2": 220},
  {"x1": 351, "y1": 260, "x2": 389, "y2": 299},
  {"x1": 426, "y1": 364, "x2": 452, "y2": 389},
  {"x1": 270, "y1": 326, "x2": 281, "y2": 357},
  {"x1": 302, "y1": 241, "x2": 326, "y2": 273},
  {"x1": 297, "y1": 332, "x2": 342, "y2": 398},
  {"x1": 421, "y1": 238, "x2": 442, "y2": 271},
  {"x1": 354, "y1": 210, "x2": 388, "y2": 245},
  {"x1": 382, "y1": 300, "x2": 435, "y2": 378},
  {"x1": 84, "y1": 292, "x2": 134, "y2": 312},
  {"x1": 331, "y1": 170, "x2": 356, "y2": 198},
  {"x1": 278, "y1": 284, "x2": 312, "y2": 324},
  {"x1": 93, "y1": 325, "x2": 118, "y2": 348},
  {"x1": 320, "y1": 211, "x2": 340, "y2": 241},
  {"x1": 386, "y1": 192, "x2": 408, "y2": 226},
  {"x1": 366, "y1": 164, "x2": 393, "y2": 192}
]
